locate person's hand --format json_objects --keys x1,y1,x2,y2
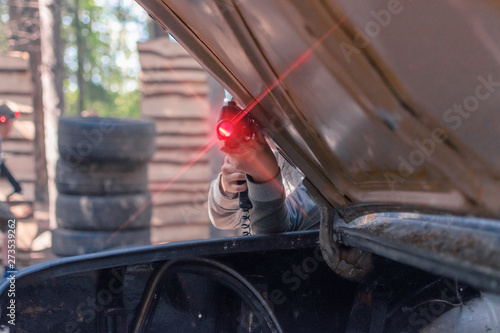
[
  {"x1": 220, "y1": 131, "x2": 280, "y2": 186},
  {"x1": 219, "y1": 155, "x2": 247, "y2": 198}
]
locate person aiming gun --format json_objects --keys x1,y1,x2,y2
[
  {"x1": 208, "y1": 100, "x2": 319, "y2": 235},
  {"x1": 0, "y1": 104, "x2": 22, "y2": 278}
]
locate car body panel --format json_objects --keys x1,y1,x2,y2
[
  {"x1": 137, "y1": 0, "x2": 500, "y2": 219},
  {"x1": 0, "y1": 232, "x2": 359, "y2": 332},
  {"x1": 132, "y1": 0, "x2": 500, "y2": 300},
  {"x1": 0, "y1": 231, "x2": 490, "y2": 332}
]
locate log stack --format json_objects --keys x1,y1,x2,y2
[{"x1": 138, "y1": 38, "x2": 211, "y2": 244}]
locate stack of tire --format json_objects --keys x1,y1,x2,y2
[{"x1": 52, "y1": 117, "x2": 156, "y2": 256}]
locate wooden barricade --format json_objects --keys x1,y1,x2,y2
[{"x1": 138, "y1": 38, "x2": 211, "y2": 244}]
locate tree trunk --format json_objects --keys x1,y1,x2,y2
[
  {"x1": 31, "y1": 51, "x2": 49, "y2": 203},
  {"x1": 39, "y1": 0, "x2": 65, "y2": 229},
  {"x1": 74, "y1": 0, "x2": 85, "y2": 114}
]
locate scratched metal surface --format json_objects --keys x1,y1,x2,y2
[{"x1": 136, "y1": 0, "x2": 500, "y2": 219}]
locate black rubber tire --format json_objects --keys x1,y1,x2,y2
[
  {"x1": 58, "y1": 117, "x2": 156, "y2": 163},
  {"x1": 56, "y1": 192, "x2": 152, "y2": 231},
  {"x1": 51, "y1": 227, "x2": 151, "y2": 256},
  {"x1": 55, "y1": 159, "x2": 148, "y2": 195}
]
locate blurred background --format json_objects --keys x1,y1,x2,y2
[{"x1": 0, "y1": 0, "x2": 234, "y2": 270}]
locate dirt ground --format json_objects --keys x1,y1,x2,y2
[{"x1": 2, "y1": 202, "x2": 59, "y2": 273}]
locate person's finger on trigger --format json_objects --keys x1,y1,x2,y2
[
  {"x1": 232, "y1": 178, "x2": 248, "y2": 192},
  {"x1": 222, "y1": 172, "x2": 247, "y2": 194},
  {"x1": 224, "y1": 166, "x2": 246, "y2": 183},
  {"x1": 220, "y1": 156, "x2": 247, "y2": 194}
]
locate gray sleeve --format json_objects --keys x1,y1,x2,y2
[
  {"x1": 208, "y1": 173, "x2": 243, "y2": 230},
  {"x1": 284, "y1": 183, "x2": 320, "y2": 231},
  {"x1": 247, "y1": 173, "x2": 319, "y2": 234},
  {"x1": 208, "y1": 171, "x2": 319, "y2": 234},
  {"x1": 246, "y1": 172, "x2": 289, "y2": 234},
  {"x1": 207, "y1": 171, "x2": 290, "y2": 233}
]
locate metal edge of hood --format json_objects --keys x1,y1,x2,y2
[
  {"x1": 305, "y1": 177, "x2": 500, "y2": 295},
  {"x1": 334, "y1": 212, "x2": 500, "y2": 294}
]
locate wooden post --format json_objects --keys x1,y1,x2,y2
[
  {"x1": 31, "y1": 51, "x2": 49, "y2": 203},
  {"x1": 39, "y1": 0, "x2": 65, "y2": 229}
]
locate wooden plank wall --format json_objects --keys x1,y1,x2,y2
[
  {"x1": 0, "y1": 52, "x2": 35, "y2": 218},
  {"x1": 138, "y1": 38, "x2": 211, "y2": 244}
]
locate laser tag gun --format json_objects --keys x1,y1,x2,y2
[
  {"x1": 216, "y1": 101, "x2": 254, "y2": 212},
  {"x1": 216, "y1": 101, "x2": 257, "y2": 149}
]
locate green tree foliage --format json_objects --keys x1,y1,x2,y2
[
  {"x1": 62, "y1": 0, "x2": 148, "y2": 118},
  {"x1": 0, "y1": 0, "x2": 9, "y2": 54}
]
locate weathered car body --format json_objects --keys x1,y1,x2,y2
[
  {"x1": 2, "y1": 0, "x2": 500, "y2": 331},
  {"x1": 2, "y1": 230, "x2": 497, "y2": 332}
]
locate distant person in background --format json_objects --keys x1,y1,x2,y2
[
  {"x1": 0, "y1": 104, "x2": 15, "y2": 139},
  {"x1": 81, "y1": 109, "x2": 99, "y2": 117},
  {"x1": 0, "y1": 104, "x2": 19, "y2": 278}
]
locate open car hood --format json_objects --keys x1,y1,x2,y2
[
  {"x1": 136, "y1": 0, "x2": 500, "y2": 220},
  {"x1": 3, "y1": 4, "x2": 500, "y2": 330}
]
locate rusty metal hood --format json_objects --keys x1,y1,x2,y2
[{"x1": 136, "y1": 0, "x2": 500, "y2": 220}]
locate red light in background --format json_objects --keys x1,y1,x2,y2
[
  {"x1": 0, "y1": 116, "x2": 6, "y2": 123},
  {"x1": 15, "y1": 112, "x2": 20, "y2": 118},
  {"x1": 217, "y1": 121, "x2": 234, "y2": 138}
]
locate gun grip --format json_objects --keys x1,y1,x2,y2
[{"x1": 236, "y1": 180, "x2": 252, "y2": 210}]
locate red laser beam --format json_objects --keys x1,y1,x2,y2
[
  {"x1": 231, "y1": 14, "x2": 349, "y2": 125},
  {"x1": 107, "y1": 13, "x2": 349, "y2": 243},
  {"x1": 105, "y1": 135, "x2": 219, "y2": 244}
]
